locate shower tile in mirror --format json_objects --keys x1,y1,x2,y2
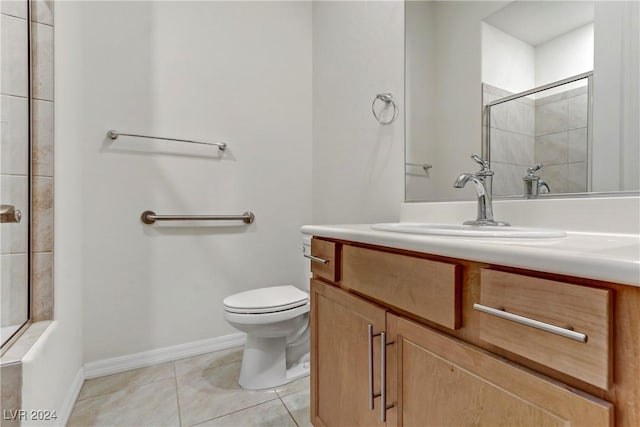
[
  {"x1": 568, "y1": 128, "x2": 588, "y2": 163},
  {"x1": 31, "y1": 21, "x2": 53, "y2": 101},
  {"x1": 31, "y1": 0, "x2": 53, "y2": 25},
  {"x1": 535, "y1": 132, "x2": 569, "y2": 165},
  {"x1": 0, "y1": 94, "x2": 29, "y2": 175},
  {"x1": 535, "y1": 100, "x2": 569, "y2": 136},
  {"x1": 0, "y1": 253, "x2": 28, "y2": 333},
  {"x1": 0, "y1": 1, "x2": 27, "y2": 19},
  {"x1": 32, "y1": 176, "x2": 53, "y2": 253},
  {"x1": 32, "y1": 99, "x2": 53, "y2": 176},
  {"x1": 0, "y1": 175, "x2": 28, "y2": 254},
  {"x1": 1, "y1": 14, "x2": 28, "y2": 97}
]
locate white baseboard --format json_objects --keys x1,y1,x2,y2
[
  {"x1": 58, "y1": 366, "x2": 85, "y2": 427},
  {"x1": 83, "y1": 332, "x2": 246, "y2": 379}
]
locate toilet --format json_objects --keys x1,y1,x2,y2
[{"x1": 223, "y1": 285, "x2": 310, "y2": 389}]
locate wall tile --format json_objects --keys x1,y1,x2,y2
[
  {"x1": 0, "y1": 174, "x2": 28, "y2": 254},
  {"x1": 490, "y1": 128, "x2": 534, "y2": 166},
  {"x1": 489, "y1": 102, "x2": 508, "y2": 130},
  {"x1": 568, "y1": 127, "x2": 588, "y2": 163},
  {"x1": 492, "y1": 162, "x2": 525, "y2": 197},
  {"x1": 534, "y1": 132, "x2": 568, "y2": 165},
  {"x1": 535, "y1": 100, "x2": 569, "y2": 136},
  {"x1": 482, "y1": 83, "x2": 512, "y2": 99},
  {"x1": 32, "y1": 176, "x2": 53, "y2": 252},
  {"x1": 31, "y1": 0, "x2": 53, "y2": 25},
  {"x1": 1, "y1": 14, "x2": 28, "y2": 97},
  {"x1": 535, "y1": 84, "x2": 587, "y2": 106},
  {"x1": 31, "y1": 21, "x2": 53, "y2": 101},
  {"x1": 567, "y1": 162, "x2": 587, "y2": 193},
  {"x1": 0, "y1": 362, "x2": 22, "y2": 427},
  {"x1": 1, "y1": 2, "x2": 27, "y2": 19},
  {"x1": 31, "y1": 251, "x2": 52, "y2": 321},
  {"x1": 0, "y1": 253, "x2": 28, "y2": 328},
  {"x1": 507, "y1": 100, "x2": 535, "y2": 136},
  {"x1": 0, "y1": 94, "x2": 29, "y2": 175},
  {"x1": 32, "y1": 99, "x2": 53, "y2": 176},
  {"x1": 568, "y1": 94, "x2": 588, "y2": 129},
  {"x1": 539, "y1": 164, "x2": 568, "y2": 194}
]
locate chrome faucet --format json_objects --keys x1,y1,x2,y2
[
  {"x1": 453, "y1": 155, "x2": 510, "y2": 226},
  {"x1": 523, "y1": 163, "x2": 550, "y2": 198}
]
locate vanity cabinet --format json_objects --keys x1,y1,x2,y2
[
  {"x1": 386, "y1": 313, "x2": 612, "y2": 427},
  {"x1": 310, "y1": 279, "x2": 386, "y2": 427},
  {"x1": 309, "y1": 237, "x2": 639, "y2": 427}
]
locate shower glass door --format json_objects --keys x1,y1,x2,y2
[{"x1": 1, "y1": 0, "x2": 31, "y2": 349}]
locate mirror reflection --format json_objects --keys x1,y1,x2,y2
[
  {"x1": 485, "y1": 74, "x2": 592, "y2": 197},
  {"x1": 405, "y1": 1, "x2": 639, "y2": 202}
]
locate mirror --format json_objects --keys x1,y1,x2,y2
[{"x1": 405, "y1": 1, "x2": 639, "y2": 202}]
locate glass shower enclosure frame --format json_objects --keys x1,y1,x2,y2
[{"x1": 1, "y1": 0, "x2": 32, "y2": 353}]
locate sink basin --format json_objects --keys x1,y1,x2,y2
[{"x1": 371, "y1": 223, "x2": 567, "y2": 238}]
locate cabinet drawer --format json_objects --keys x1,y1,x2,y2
[
  {"x1": 478, "y1": 269, "x2": 612, "y2": 389},
  {"x1": 310, "y1": 238, "x2": 340, "y2": 283},
  {"x1": 342, "y1": 245, "x2": 461, "y2": 330}
]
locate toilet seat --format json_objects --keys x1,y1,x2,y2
[
  {"x1": 224, "y1": 285, "x2": 308, "y2": 314},
  {"x1": 224, "y1": 302, "x2": 309, "y2": 325}
]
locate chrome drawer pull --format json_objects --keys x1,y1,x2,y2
[
  {"x1": 303, "y1": 253, "x2": 329, "y2": 265},
  {"x1": 380, "y1": 332, "x2": 395, "y2": 422},
  {"x1": 368, "y1": 325, "x2": 381, "y2": 410},
  {"x1": 473, "y1": 303, "x2": 588, "y2": 343}
]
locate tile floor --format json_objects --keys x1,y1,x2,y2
[{"x1": 68, "y1": 347, "x2": 311, "y2": 427}]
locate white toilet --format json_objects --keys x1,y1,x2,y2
[{"x1": 223, "y1": 285, "x2": 310, "y2": 390}]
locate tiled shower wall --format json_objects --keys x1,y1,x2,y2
[
  {"x1": 534, "y1": 86, "x2": 589, "y2": 193},
  {"x1": 483, "y1": 84, "x2": 535, "y2": 196},
  {"x1": 0, "y1": 0, "x2": 54, "y2": 333},
  {"x1": 1, "y1": 1, "x2": 53, "y2": 424},
  {"x1": 483, "y1": 83, "x2": 589, "y2": 196}
]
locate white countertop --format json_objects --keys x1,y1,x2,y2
[{"x1": 301, "y1": 224, "x2": 640, "y2": 287}]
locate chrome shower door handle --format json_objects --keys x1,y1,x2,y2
[{"x1": 0, "y1": 205, "x2": 22, "y2": 223}]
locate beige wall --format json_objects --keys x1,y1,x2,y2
[{"x1": 311, "y1": 0, "x2": 405, "y2": 222}]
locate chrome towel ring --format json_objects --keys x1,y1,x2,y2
[{"x1": 372, "y1": 93, "x2": 399, "y2": 125}]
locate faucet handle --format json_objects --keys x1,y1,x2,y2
[
  {"x1": 470, "y1": 154, "x2": 491, "y2": 172},
  {"x1": 527, "y1": 163, "x2": 544, "y2": 174}
]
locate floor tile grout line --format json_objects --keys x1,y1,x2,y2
[
  {"x1": 278, "y1": 394, "x2": 300, "y2": 427},
  {"x1": 187, "y1": 395, "x2": 281, "y2": 427},
  {"x1": 173, "y1": 362, "x2": 183, "y2": 427}
]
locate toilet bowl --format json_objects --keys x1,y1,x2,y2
[{"x1": 223, "y1": 285, "x2": 310, "y2": 390}]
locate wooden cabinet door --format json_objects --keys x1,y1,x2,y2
[
  {"x1": 311, "y1": 279, "x2": 387, "y2": 427},
  {"x1": 386, "y1": 313, "x2": 613, "y2": 427}
]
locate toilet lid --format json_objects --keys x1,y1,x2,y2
[{"x1": 223, "y1": 285, "x2": 309, "y2": 314}]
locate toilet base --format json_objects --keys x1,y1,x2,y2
[{"x1": 238, "y1": 335, "x2": 310, "y2": 390}]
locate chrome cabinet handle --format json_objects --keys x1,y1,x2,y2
[
  {"x1": 380, "y1": 332, "x2": 395, "y2": 422},
  {"x1": 473, "y1": 303, "x2": 587, "y2": 343},
  {"x1": 368, "y1": 325, "x2": 381, "y2": 410},
  {"x1": 0, "y1": 205, "x2": 22, "y2": 223},
  {"x1": 303, "y1": 253, "x2": 329, "y2": 265}
]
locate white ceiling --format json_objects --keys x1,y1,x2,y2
[{"x1": 484, "y1": 1, "x2": 595, "y2": 46}]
